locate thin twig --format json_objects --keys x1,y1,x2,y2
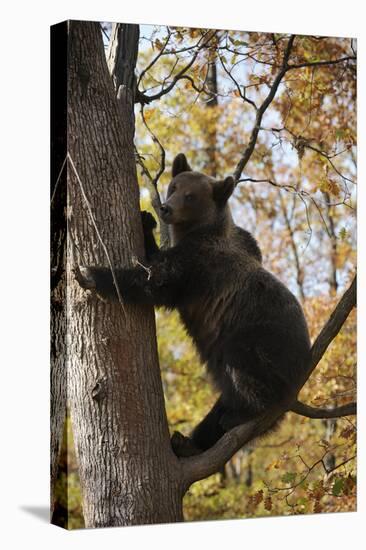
[
  {"x1": 287, "y1": 55, "x2": 356, "y2": 71},
  {"x1": 139, "y1": 106, "x2": 170, "y2": 248},
  {"x1": 137, "y1": 27, "x2": 172, "y2": 86},
  {"x1": 51, "y1": 155, "x2": 67, "y2": 205},
  {"x1": 233, "y1": 35, "x2": 296, "y2": 182},
  {"x1": 138, "y1": 30, "x2": 217, "y2": 104},
  {"x1": 140, "y1": 105, "x2": 166, "y2": 188},
  {"x1": 67, "y1": 152, "x2": 126, "y2": 314}
]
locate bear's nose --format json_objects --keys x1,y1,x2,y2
[{"x1": 160, "y1": 204, "x2": 172, "y2": 217}]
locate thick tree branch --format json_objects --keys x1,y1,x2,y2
[
  {"x1": 181, "y1": 409, "x2": 283, "y2": 486},
  {"x1": 291, "y1": 400, "x2": 356, "y2": 419},
  {"x1": 181, "y1": 275, "x2": 356, "y2": 486},
  {"x1": 304, "y1": 274, "x2": 356, "y2": 384},
  {"x1": 287, "y1": 274, "x2": 356, "y2": 418}
]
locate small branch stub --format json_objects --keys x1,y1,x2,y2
[{"x1": 132, "y1": 255, "x2": 152, "y2": 280}]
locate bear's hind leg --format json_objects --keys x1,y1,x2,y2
[
  {"x1": 191, "y1": 398, "x2": 226, "y2": 452},
  {"x1": 171, "y1": 398, "x2": 226, "y2": 457}
]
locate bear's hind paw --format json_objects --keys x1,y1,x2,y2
[{"x1": 171, "y1": 431, "x2": 202, "y2": 458}]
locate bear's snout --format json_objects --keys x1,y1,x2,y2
[{"x1": 160, "y1": 203, "x2": 173, "y2": 221}]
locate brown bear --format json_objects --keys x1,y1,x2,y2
[{"x1": 77, "y1": 153, "x2": 311, "y2": 457}]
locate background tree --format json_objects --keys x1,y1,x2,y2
[{"x1": 51, "y1": 23, "x2": 357, "y2": 527}]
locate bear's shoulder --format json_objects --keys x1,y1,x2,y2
[{"x1": 233, "y1": 226, "x2": 262, "y2": 263}]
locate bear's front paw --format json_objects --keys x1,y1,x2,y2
[
  {"x1": 171, "y1": 431, "x2": 202, "y2": 457},
  {"x1": 141, "y1": 210, "x2": 157, "y2": 232},
  {"x1": 74, "y1": 266, "x2": 98, "y2": 290}
]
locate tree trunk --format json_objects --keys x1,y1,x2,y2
[
  {"x1": 107, "y1": 22, "x2": 139, "y2": 96},
  {"x1": 65, "y1": 20, "x2": 183, "y2": 528},
  {"x1": 279, "y1": 191, "x2": 305, "y2": 301},
  {"x1": 323, "y1": 191, "x2": 339, "y2": 294},
  {"x1": 322, "y1": 191, "x2": 338, "y2": 471},
  {"x1": 205, "y1": 57, "x2": 218, "y2": 176}
]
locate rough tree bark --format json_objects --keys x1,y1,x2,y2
[{"x1": 66, "y1": 21, "x2": 183, "y2": 528}]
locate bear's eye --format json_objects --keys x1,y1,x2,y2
[{"x1": 185, "y1": 193, "x2": 195, "y2": 202}]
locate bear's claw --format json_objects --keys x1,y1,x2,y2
[
  {"x1": 74, "y1": 266, "x2": 97, "y2": 289},
  {"x1": 141, "y1": 210, "x2": 157, "y2": 231}
]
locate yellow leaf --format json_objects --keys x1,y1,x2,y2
[
  {"x1": 154, "y1": 38, "x2": 163, "y2": 51},
  {"x1": 144, "y1": 108, "x2": 156, "y2": 122}
]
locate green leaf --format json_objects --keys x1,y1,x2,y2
[
  {"x1": 228, "y1": 36, "x2": 248, "y2": 47},
  {"x1": 332, "y1": 478, "x2": 345, "y2": 496},
  {"x1": 234, "y1": 39, "x2": 248, "y2": 47},
  {"x1": 339, "y1": 227, "x2": 348, "y2": 240},
  {"x1": 281, "y1": 472, "x2": 297, "y2": 484}
]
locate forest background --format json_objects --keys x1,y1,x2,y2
[
  {"x1": 2, "y1": 1, "x2": 365, "y2": 548},
  {"x1": 54, "y1": 22, "x2": 356, "y2": 528}
]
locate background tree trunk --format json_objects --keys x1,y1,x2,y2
[
  {"x1": 66, "y1": 20, "x2": 183, "y2": 528},
  {"x1": 205, "y1": 57, "x2": 218, "y2": 176},
  {"x1": 107, "y1": 22, "x2": 139, "y2": 97},
  {"x1": 322, "y1": 190, "x2": 339, "y2": 471}
]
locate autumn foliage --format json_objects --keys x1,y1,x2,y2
[
  {"x1": 136, "y1": 26, "x2": 356, "y2": 520},
  {"x1": 55, "y1": 24, "x2": 356, "y2": 526}
]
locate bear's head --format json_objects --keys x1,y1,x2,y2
[{"x1": 160, "y1": 153, "x2": 235, "y2": 242}]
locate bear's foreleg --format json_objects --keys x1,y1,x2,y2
[
  {"x1": 75, "y1": 254, "x2": 184, "y2": 308},
  {"x1": 141, "y1": 210, "x2": 160, "y2": 259}
]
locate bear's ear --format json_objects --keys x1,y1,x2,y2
[
  {"x1": 172, "y1": 153, "x2": 192, "y2": 177},
  {"x1": 213, "y1": 176, "x2": 235, "y2": 205}
]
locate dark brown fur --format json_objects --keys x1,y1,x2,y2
[{"x1": 78, "y1": 153, "x2": 311, "y2": 457}]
